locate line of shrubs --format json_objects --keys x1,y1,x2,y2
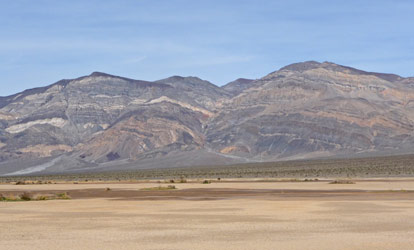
[{"x1": 0, "y1": 192, "x2": 71, "y2": 202}]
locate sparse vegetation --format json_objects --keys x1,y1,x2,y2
[
  {"x1": 202, "y1": 180, "x2": 211, "y2": 184},
  {"x1": 106, "y1": 187, "x2": 111, "y2": 191},
  {"x1": 1, "y1": 154, "x2": 414, "y2": 183},
  {"x1": 329, "y1": 179, "x2": 356, "y2": 184},
  {"x1": 56, "y1": 192, "x2": 71, "y2": 199},
  {"x1": 19, "y1": 192, "x2": 32, "y2": 201},
  {"x1": 389, "y1": 189, "x2": 409, "y2": 192},
  {"x1": 36, "y1": 195, "x2": 48, "y2": 200},
  {"x1": 140, "y1": 185, "x2": 177, "y2": 191},
  {"x1": 13, "y1": 180, "x2": 55, "y2": 185},
  {"x1": 0, "y1": 192, "x2": 70, "y2": 202},
  {"x1": 0, "y1": 194, "x2": 20, "y2": 202},
  {"x1": 304, "y1": 178, "x2": 319, "y2": 182}
]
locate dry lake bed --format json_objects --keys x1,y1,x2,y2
[{"x1": 1, "y1": 179, "x2": 414, "y2": 250}]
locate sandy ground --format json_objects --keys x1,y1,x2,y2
[{"x1": 1, "y1": 179, "x2": 414, "y2": 250}]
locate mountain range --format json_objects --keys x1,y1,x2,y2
[{"x1": 1, "y1": 61, "x2": 413, "y2": 175}]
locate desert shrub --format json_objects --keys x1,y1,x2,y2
[
  {"x1": 56, "y1": 192, "x2": 71, "y2": 199},
  {"x1": 389, "y1": 189, "x2": 408, "y2": 192},
  {"x1": 105, "y1": 187, "x2": 111, "y2": 191},
  {"x1": 1, "y1": 194, "x2": 19, "y2": 201},
  {"x1": 202, "y1": 180, "x2": 211, "y2": 184},
  {"x1": 0, "y1": 193, "x2": 4, "y2": 201},
  {"x1": 9, "y1": 195, "x2": 20, "y2": 201},
  {"x1": 15, "y1": 181, "x2": 25, "y2": 185},
  {"x1": 179, "y1": 178, "x2": 187, "y2": 183},
  {"x1": 304, "y1": 178, "x2": 319, "y2": 182},
  {"x1": 36, "y1": 195, "x2": 48, "y2": 200},
  {"x1": 140, "y1": 185, "x2": 176, "y2": 191},
  {"x1": 329, "y1": 179, "x2": 355, "y2": 184},
  {"x1": 169, "y1": 179, "x2": 175, "y2": 183},
  {"x1": 19, "y1": 192, "x2": 32, "y2": 201}
]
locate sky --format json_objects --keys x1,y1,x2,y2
[{"x1": 0, "y1": 0, "x2": 413, "y2": 96}]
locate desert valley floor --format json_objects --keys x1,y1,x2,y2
[{"x1": 1, "y1": 179, "x2": 414, "y2": 250}]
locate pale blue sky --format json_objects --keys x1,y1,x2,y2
[{"x1": 1, "y1": 0, "x2": 413, "y2": 96}]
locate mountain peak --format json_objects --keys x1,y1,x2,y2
[
  {"x1": 160, "y1": 75, "x2": 205, "y2": 82},
  {"x1": 278, "y1": 61, "x2": 403, "y2": 82},
  {"x1": 157, "y1": 76, "x2": 216, "y2": 88},
  {"x1": 232, "y1": 78, "x2": 255, "y2": 83},
  {"x1": 280, "y1": 61, "x2": 322, "y2": 72},
  {"x1": 166, "y1": 75, "x2": 185, "y2": 81},
  {"x1": 87, "y1": 72, "x2": 153, "y2": 83},
  {"x1": 89, "y1": 71, "x2": 120, "y2": 78},
  {"x1": 222, "y1": 78, "x2": 255, "y2": 96},
  {"x1": 319, "y1": 62, "x2": 403, "y2": 82}
]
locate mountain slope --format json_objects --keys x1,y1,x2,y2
[
  {"x1": 0, "y1": 73, "x2": 226, "y2": 165},
  {"x1": 207, "y1": 61, "x2": 414, "y2": 160},
  {"x1": 1, "y1": 62, "x2": 413, "y2": 175}
]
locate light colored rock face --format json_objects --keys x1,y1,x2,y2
[
  {"x1": 147, "y1": 96, "x2": 213, "y2": 117},
  {"x1": 0, "y1": 112, "x2": 15, "y2": 120},
  {"x1": 0, "y1": 62, "x2": 414, "y2": 173},
  {"x1": 19, "y1": 144, "x2": 73, "y2": 157},
  {"x1": 5, "y1": 118, "x2": 67, "y2": 134}
]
